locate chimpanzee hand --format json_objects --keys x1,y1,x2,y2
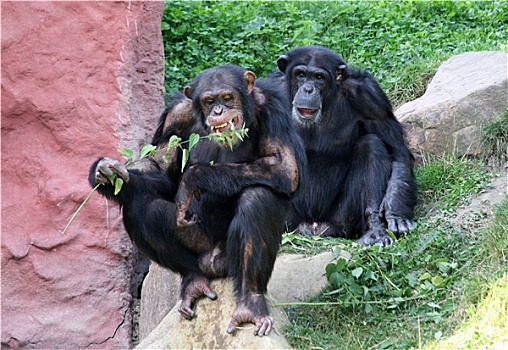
[
  {"x1": 93, "y1": 157, "x2": 130, "y2": 185},
  {"x1": 175, "y1": 168, "x2": 201, "y2": 227}
]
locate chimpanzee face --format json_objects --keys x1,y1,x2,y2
[
  {"x1": 289, "y1": 64, "x2": 329, "y2": 124},
  {"x1": 199, "y1": 88, "x2": 244, "y2": 135},
  {"x1": 184, "y1": 67, "x2": 256, "y2": 147},
  {"x1": 277, "y1": 46, "x2": 349, "y2": 127}
]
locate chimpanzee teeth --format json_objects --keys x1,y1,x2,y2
[{"x1": 229, "y1": 120, "x2": 235, "y2": 129}]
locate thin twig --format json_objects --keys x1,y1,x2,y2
[{"x1": 61, "y1": 184, "x2": 101, "y2": 234}]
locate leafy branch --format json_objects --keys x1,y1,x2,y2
[
  {"x1": 61, "y1": 125, "x2": 249, "y2": 234},
  {"x1": 119, "y1": 124, "x2": 249, "y2": 169}
]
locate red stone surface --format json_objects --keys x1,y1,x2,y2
[{"x1": 1, "y1": 2, "x2": 165, "y2": 348}]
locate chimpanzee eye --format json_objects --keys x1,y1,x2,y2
[
  {"x1": 297, "y1": 71, "x2": 305, "y2": 78},
  {"x1": 204, "y1": 97, "x2": 214, "y2": 105},
  {"x1": 316, "y1": 73, "x2": 325, "y2": 81},
  {"x1": 223, "y1": 95, "x2": 232, "y2": 102}
]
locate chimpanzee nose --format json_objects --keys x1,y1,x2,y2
[
  {"x1": 303, "y1": 84, "x2": 314, "y2": 94},
  {"x1": 213, "y1": 105, "x2": 223, "y2": 116}
]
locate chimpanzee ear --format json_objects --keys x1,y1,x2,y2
[
  {"x1": 184, "y1": 85, "x2": 192, "y2": 99},
  {"x1": 244, "y1": 71, "x2": 256, "y2": 94},
  {"x1": 277, "y1": 55, "x2": 289, "y2": 73},
  {"x1": 336, "y1": 64, "x2": 350, "y2": 83}
]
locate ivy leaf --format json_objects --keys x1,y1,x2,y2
[
  {"x1": 108, "y1": 174, "x2": 117, "y2": 186},
  {"x1": 114, "y1": 177, "x2": 124, "y2": 195},
  {"x1": 168, "y1": 135, "x2": 182, "y2": 149},
  {"x1": 140, "y1": 144, "x2": 157, "y2": 160},
  {"x1": 326, "y1": 263, "x2": 336, "y2": 280},
  {"x1": 181, "y1": 148, "x2": 189, "y2": 172},
  {"x1": 352, "y1": 267, "x2": 363, "y2": 279},
  {"x1": 118, "y1": 148, "x2": 134, "y2": 158},
  {"x1": 335, "y1": 257, "x2": 347, "y2": 272},
  {"x1": 419, "y1": 272, "x2": 432, "y2": 281},
  {"x1": 188, "y1": 133, "x2": 200, "y2": 151}
]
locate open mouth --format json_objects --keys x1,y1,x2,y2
[
  {"x1": 297, "y1": 108, "x2": 319, "y2": 120},
  {"x1": 210, "y1": 115, "x2": 241, "y2": 134}
]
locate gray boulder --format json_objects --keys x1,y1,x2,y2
[
  {"x1": 396, "y1": 51, "x2": 507, "y2": 159},
  {"x1": 136, "y1": 279, "x2": 292, "y2": 349},
  {"x1": 137, "y1": 252, "x2": 333, "y2": 348}
]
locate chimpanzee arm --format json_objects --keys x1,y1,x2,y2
[
  {"x1": 343, "y1": 72, "x2": 417, "y2": 233},
  {"x1": 89, "y1": 157, "x2": 177, "y2": 207},
  {"x1": 88, "y1": 94, "x2": 197, "y2": 207},
  {"x1": 176, "y1": 80, "x2": 303, "y2": 226}
]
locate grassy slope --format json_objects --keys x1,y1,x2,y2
[{"x1": 281, "y1": 159, "x2": 507, "y2": 350}]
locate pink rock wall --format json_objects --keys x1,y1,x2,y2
[{"x1": 1, "y1": 2, "x2": 165, "y2": 348}]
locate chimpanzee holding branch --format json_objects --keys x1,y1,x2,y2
[
  {"x1": 274, "y1": 46, "x2": 417, "y2": 246},
  {"x1": 89, "y1": 65, "x2": 304, "y2": 336}
]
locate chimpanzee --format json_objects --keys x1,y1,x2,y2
[
  {"x1": 89, "y1": 65, "x2": 304, "y2": 336},
  {"x1": 274, "y1": 45, "x2": 417, "y2": 246}
]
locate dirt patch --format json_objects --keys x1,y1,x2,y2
[{"x1": 451, "y1": 162, "x2": 507, "y2": 227}]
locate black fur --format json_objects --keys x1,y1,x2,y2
[
  {"x1": 275, "y1": 46, "x2": 417, "y2": 246},
  {"x1": 89, "y1": 64, "x2": 305, "y2": 335}
]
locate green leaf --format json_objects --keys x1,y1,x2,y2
[
  {"x1": 364, "y1": 303, "x2": 373, "y2": 314},
  {"x1": 352, "y1": 267, "x2": 363, "y2": 278},
  {"x1": 326, "y1": 263, "x2": 336, "y2": 280},
  {"x1": 181, "y1": 148, "x2": 189, "y2": 172},
  {"x1": 140, "y1": 144, "x2": 157, "y2": 159},
  {"x1": 188, "y1": 133, "x2": 200, "y2": 151},
  {"x1": 118, "y1": 148, "x2": 134, "y2": 158},
  {"x1": 335, "y1": 257, "x2": 347, "y2": 272},
  {"x1": 431, "y1": 275, "x2": 444, "y2": 287},
  {"x1": 168, "y1": 135, "x2": 182, "y2": 149},
  {"x1": 114, "y1": 177, "x2": 124, "y2": 195},
  {"x1": 419, "y1": 272, "x2": 432, "y2": 281},
  {"x1": 108, "y1": 174, "x2": 117, "y2": 186},
  {"x1": 225, "y1": 135, "x2": 234, "y2": 150},
  {"x1": 328, "y1": 272, "x2": 345, "y2": 289}
]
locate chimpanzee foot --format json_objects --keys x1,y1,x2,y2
[
  {"x1": 385, "y1": 216, "x2": 415, "y2": 235},
  {"x1": 226, "y1": 294, "x2": 273, "y2": 337},
  {"x1": 179, "y1": 275, "x2": 217, "y2": 319},
  {"x1": 356, "y1": 227, "x2": 394, "y2": 246},
  {"x1": 226, "y1": 307, "x2": 274, "y2": 337}
]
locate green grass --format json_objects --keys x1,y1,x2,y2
[
  {"x1": 280, "y1": 155, "x2": 507, "y2": 350},
  {"x1": 162, "y1": 0, "x2": 507, "y2": 106},
  {"x1": 482, "y1": 109, "x2": 508, "y2": 165}
]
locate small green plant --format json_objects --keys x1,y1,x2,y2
[
  {"x1": 62, "y1": 126, "x2": 249, "y2": 234},
  {"x1": 414, "y1": 154, "x2": 493, "y2": 215},
  {"x1": 162, "y1": 1, "x2": 507, "y2": 106},
  {"x1": 481, "y1": 109, "x2": 508, "y2": 165}
]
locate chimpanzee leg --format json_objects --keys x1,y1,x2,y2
[
  {"x1": 121, "y1": 198, "x2": 217, "y2": 319},
  {"x1": 332, "y1": 134, "x2": 393, "y2": 245},
  {"x1": 225, "y1": 187, "x2": 289, "y2": 336}
]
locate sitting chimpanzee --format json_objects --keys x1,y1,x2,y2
[
  {"x1": 274, "y1": 45, "x2": 417, "y2": 246},
  {"x1": 89, "y1": 65, "x2": 305, "y2": 336}
]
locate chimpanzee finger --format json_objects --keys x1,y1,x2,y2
[
  {"x1": 110, "y1": 161, "x2": 130, "y2": 182},
  {"x1": 254, "y1": 316, "x2": 273, "y2": 337},
  {"x1": 387, "y1": 218, "x2": 399, "y2": 233},
  {"x1": 178, "y1": 303, "x2": 195, "y2": 320}
]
